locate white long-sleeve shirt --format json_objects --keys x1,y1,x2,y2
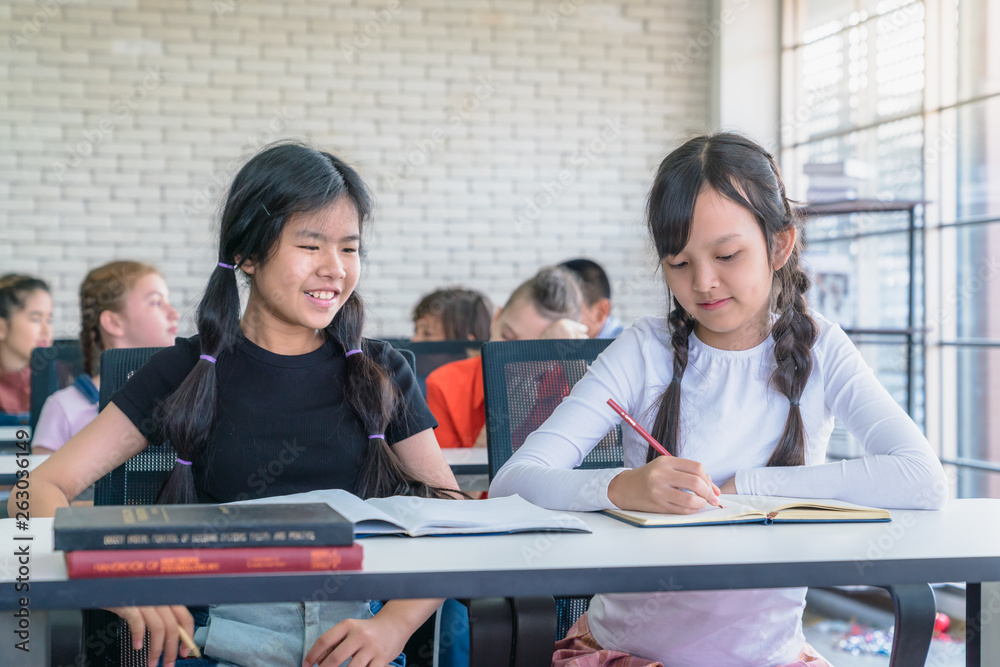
[{"x1": 490, "y1": 313, "x2": 946, "y2": 667}]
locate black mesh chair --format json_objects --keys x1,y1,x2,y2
[
  {"x1": 481, "y1": 338, "x2": 619, "y2": 647},
  {"x1": 28, "y1": 339, "x2": 84, "y2": 432},
  {"x1": 381, "y1": 339, "x2": 485, "y2": 395}
]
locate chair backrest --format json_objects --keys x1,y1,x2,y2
[
  {"x1": 481, "y1": 338, "x2": 620, "y2": 641},
  {"x1": 481, "y1": 338, "x2": 621, "y2": 480},
  {"x1": 96, "y1": 347, "x2": 171, "y2": 506},
  {"x1": 29, "y1": 339, "x2": 84, "y2": 431},
  {"x1": 382, "y1": 339, "x2": 485, "y2": 395}
]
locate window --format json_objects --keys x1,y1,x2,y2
[{"x1": 782, "y1": 0, "x2": 1000, "y2": 497}]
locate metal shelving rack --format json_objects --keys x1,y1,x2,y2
[{"x1": 798, "y1": 199, "x2": 924, "y2": 418}]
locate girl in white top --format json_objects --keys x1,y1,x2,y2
[
  {"x1": 489, "y1": 133, "x2": 947, "y2": 667},
  {"x1": 32, "y1": 261, "x2": 179, "y2": 455}
]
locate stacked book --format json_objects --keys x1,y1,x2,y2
[
  {"x1": 804, "y1": 159, "x2": 874, "y2": 203},
  {"x1": 54, "y1": 503, "x2": 360, "y2": 578}
]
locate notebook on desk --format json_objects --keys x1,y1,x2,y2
[
  {"x1": 603, "y1": 494, "x2": 891, "y2": 528},
  {"x1": 237, "y1": 489, "x2": 592, "y2": 537}
]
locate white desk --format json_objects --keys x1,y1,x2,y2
[
  {"x1": 0, "y1": 455, "x2": 47, "y2": 486},
  {"x1": 1, "y1": 499, "x2": 999, "y2": 664},
  {"x1": 441, "y1": 448, "x2": 487, "y2": 475},
  {"x1": 0, "y1": 426, "x2": 29, "y2": 443}
]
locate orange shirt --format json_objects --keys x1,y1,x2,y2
[{"x1": 425, "y1": 356, "x2": 484, "y2": 449}]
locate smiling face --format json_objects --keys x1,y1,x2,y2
[
  {"x1": 241, "y1": 197, "x2": 361, "y2": 353},
  {"x1": 0, "y1": 289, "x2": 53, "y2": 369},
  {"x1": 662, "y1": 187, "x2": 793, "y2": 351},
  {"x1": 115, "y1": 273, "x2": 179, "y2": 348}
]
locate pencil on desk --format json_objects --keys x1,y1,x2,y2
[
  {"x1": 177, "y1": 625, "x2": 201, "y2": 658},
  {"x1": 606, "y1": 398, "x2": 722, "y2": 508}
]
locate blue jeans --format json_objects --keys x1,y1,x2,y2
[
  {"x1": 162, "y1": 602, "x2": 405, "y2": 666},
  {"x1": 437, "y1": 599, "x2": 470, "y2": 667}
]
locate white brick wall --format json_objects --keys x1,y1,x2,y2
[{"x1": 1, "y1": 0, "x2": 711, "y2": 340}]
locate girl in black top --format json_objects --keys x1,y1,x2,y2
[{"x1": 23, "y1": 143, "x2": 462, "y2": 667}]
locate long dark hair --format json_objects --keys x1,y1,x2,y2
[
  {"x1": 156, "y1": 142, "x2": 457, "y2": 503},
  {"x1": 646, "y1": 132, "x2": 817, "y2": 467}
]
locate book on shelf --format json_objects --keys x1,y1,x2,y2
[
  {"x1": 237, "y1": 489, "x2": 592, "y2": 537},
  {"x1": 65, "y1": 544, "x2": 363, "y2": 579},
  {"x1": 806, "y1": 187, "x2": 859, "y2": 202},
  {"x1": 802, "y1": 159, "x2": 874, "y2": 179},
  {"x1": 54, "y1": 503, "x2": 353, "y2": 551},
  {"x1": 805, "y1": 174, "x2": 865, "y2": 189},
  {"x1": 603, "y1": 495, "x2": 891, "y2": 528}
]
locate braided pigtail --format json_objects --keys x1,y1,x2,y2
[
  {"x1": 331, "y1": 293, "x2": 459, "y2": 499},
  {"x1": 156, "y1": 263, "x2": 241, "y2": 503},
  {"x1": 77, "y1": 261, "x2": 158, "y2": 378},
  {"x1": 648, "y1": 299, "x2": 697, "y2": 462}
]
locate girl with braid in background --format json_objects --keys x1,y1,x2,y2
[
  {"x1": 19, "y1": 142, "x2": 462, "y2": 667},
  {"x1": 32, "y1": 261, "x2": 179, "y2": 455},
  {"x1": 490, "y1": 133, "x2": 946, "y2": 667}
]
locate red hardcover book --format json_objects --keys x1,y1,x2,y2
[{"x1": 65, "y1": 544, "x2": 363, "y2": 578}]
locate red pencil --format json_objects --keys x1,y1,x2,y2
[
  {"x1": 606, "y1": 398, "x2": 723, "y2": 507},
  {"x1": 606, "y1": 398, "x2": 672, "y2": 457}
]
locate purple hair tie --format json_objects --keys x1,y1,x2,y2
[
  {"x1": 368, "y1": 434, "x2": 385, "y2": 440},
  {"x1": 176, "y1": 458, "x2": 192, "y2": 466},
  {"x1": 345, "y1": 349, "x2": 362, "y2": 357},
  {"x1": 200, "y1": 354, "x2": 217, "y2": 364},
  {"x1": 218, "y1": 262, "x2": 235, "y2": 270}
]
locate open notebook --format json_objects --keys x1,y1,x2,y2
[
  {"x1": 236, "y1": 489, "x2": 591, "y2": 537},
  {"x1": 603, "y1": 494, "x2": 891, "y2": 528}
]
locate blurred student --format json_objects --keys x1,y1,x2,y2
[
  {"x1": 32, "y1": 261, "x2": 179, "y2": 455},
  {"x1": 425, "y1": 266, "x2": 587, "y2": 449},
  {"x1": 0, "y1": 274, "x2": 53, "y2": 426},
  {"x1": 411, "y1": 287, "x2": 493, "y2": 342},
  {"x1": 559, "y1": 258, "x2": 624, "y2": 339}
]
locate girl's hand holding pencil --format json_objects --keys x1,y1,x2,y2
[
  {"x1": 105, "y1": 604, "x2": 196, "y2": 667},
  {"x1": 607, "y1": 398, "x2": 723, "y2": 515}
]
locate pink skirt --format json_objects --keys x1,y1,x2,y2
[{"x1": 551, "y1": 613, "x2": 834, "y2": 667}]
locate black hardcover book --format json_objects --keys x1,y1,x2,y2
[{"x1": 54, "y1": 503, "x2": 354, "y2": 551}]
